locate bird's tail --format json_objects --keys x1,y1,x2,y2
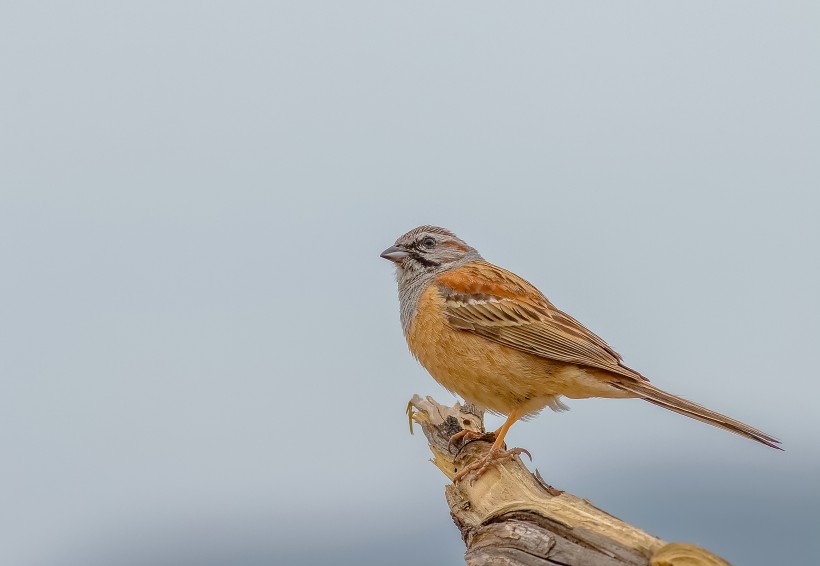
[{"x1": 611, "y1": 381, "x2": 782, "y2": 450}]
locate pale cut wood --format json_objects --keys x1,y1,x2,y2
[{"x1": 407, "y1": 395, "x2": 732, "y2": 566}]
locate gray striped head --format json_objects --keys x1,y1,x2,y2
[
  {"x1": 380, "y1": 225, "x2": 481, "y2": 274},
  {"x1": 381, "y1": 226, "x2": 482, "y2": 331}
]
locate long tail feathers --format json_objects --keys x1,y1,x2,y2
[{"x1": 611, "y1": 381, "x2": 782, "y2": 450}]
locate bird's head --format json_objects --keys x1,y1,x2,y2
[{"x1": 380, "y1": 225, "x2": 481, "y2": 276}]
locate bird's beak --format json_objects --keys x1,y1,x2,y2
[{"x1": 380, "y1": 245, "x2": 409, "y2": 263}]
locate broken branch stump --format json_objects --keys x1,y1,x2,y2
[{"x1": 407, "y1": 394, "x2": 731, "y2": 566}]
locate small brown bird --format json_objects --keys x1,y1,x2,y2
[{"x1": 381, "y1": 226, "x2": 781, "y2": 480}]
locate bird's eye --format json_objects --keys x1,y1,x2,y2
[{"x1": 421, "y1": 236, "x2": 436, "y2": 249}]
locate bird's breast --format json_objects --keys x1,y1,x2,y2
[{"x1": 404, "y1": 285, "x2": 577, "y2": 415}]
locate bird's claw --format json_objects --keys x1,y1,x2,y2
[
  {"x1": 447, "y1": 429, "x2": 496, "y2": 454},
  {"x1": 453, "y1": 446, "x2": 532, "y2": 484}
]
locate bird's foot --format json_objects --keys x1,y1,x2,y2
[
  {"x1": 453, "y1": 446, "x2": 532, "y2": 484},
  {"x1": 447, "y1": 429, "x2": 496, "y2": 454}
]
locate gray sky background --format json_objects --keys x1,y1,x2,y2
[{"x1": 1, "y1": 2, "x2": 818, "y2": 565}]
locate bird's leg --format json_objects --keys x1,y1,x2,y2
[{"x1": 453, "y1": 408, "x2": 531, "y2": 483}]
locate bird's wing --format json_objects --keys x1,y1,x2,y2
[{"x1": 435, "y1": 261, "x2": 647, "y2": 382}]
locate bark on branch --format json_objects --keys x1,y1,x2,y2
[{"x1": 407, "y1": 394, "x2": 731, "y2": 566}]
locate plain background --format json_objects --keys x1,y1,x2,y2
[{"x1": 2, "y1": 2, "x2": 818, "y2": 565}]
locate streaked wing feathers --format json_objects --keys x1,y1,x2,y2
[{"x1": 436, "y1": 262, "x2": 646, "y2": 381}]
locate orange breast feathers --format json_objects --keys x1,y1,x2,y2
[{"x1": 403, "y1": 262, "x2": 635, "y2": 415}]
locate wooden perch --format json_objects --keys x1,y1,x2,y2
[{"x1": 407, "y1": 394, "x2": 731, "y2": 566}]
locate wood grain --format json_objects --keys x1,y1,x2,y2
[{"x1": 407, "y1": 395, "x2": 732, "y2": 566}]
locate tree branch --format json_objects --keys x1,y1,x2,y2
[{"x1": 407, "y1": 395, "x2": 731, "y2": 566}]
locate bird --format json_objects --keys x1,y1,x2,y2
[{"x1": 381, "y1": 225, "x2": 781, "y2": 481}]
